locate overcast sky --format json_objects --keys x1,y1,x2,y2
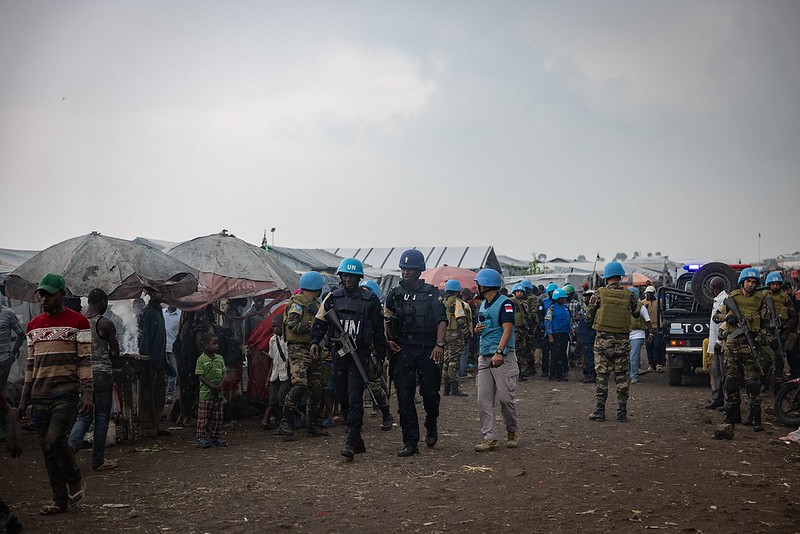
[{"x1": 1, "y1": 1, "x2": 798, "y2": 264}]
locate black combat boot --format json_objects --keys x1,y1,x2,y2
[
  {"x1": 751, "y1": 405, "x2": 764, "y2": 432},
  {"x1": 733, "y1": 404, "x2": 743, "y2": 424},
  {"x1": 341, "y1": 428, "x2": 359, "y2": 461},
  {"x1": 443, "y1": 382, "x2": 451, "y2": 396},
  {"x1": 589, "y1": 404, "x2": 606, "y2": 422},
  {"x1": 354, "y1": 433, "x2": 366, "y2": 454},
  {"x1": 277, "y1": 410, "x2": 295, "y2": 437},
  {"x1": 616, "y1": 403, "x2": 628, "y2": 422},
  {"x1": 380, "y1": 406, "x2": 394, "y2": 431},
  {"x1": 307, "y1": 408, "x2": 329, "y2": 437},
  {"x1": 450, "y1": 381, "x2": 468, "y2": 397},
  {"x1": 722, "y1": 405, "x2": 737, "y2": 425},
  {"x1": 426, "y1": 422, "x2": 438, "y2": 447}
]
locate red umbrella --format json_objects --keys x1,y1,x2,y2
[
  {"x1": 620, "y1": 272, "x2": 653, "y2": 287},
  {"x1": 421, "y1": 265, "x2": 478, "y2": 292}
]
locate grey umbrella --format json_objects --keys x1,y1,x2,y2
[
  {"x1": 167, "y1": 232, "x2": 299, "y2": 292},
  {"x1": 3, "y1": 232, "x2": 199, "y2": 302}
]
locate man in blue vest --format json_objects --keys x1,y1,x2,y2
[
  {"x1": 384, "y1": 249, "x2": 447, "y2": 457},
  {"x1": 473, "y1": 269, "x2": 520, "y2": 452}
]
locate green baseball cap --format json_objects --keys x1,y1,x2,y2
[{"x1": 37, "y1": 273, "x2": 66, "y2": 294}]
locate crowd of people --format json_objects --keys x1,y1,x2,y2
[{"x1": 2, "y1": 254, "x2": 800, "y2": 530}]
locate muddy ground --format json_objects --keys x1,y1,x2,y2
[{"x1": 4, "y1": 369, "x2": 799, "y2": 533}]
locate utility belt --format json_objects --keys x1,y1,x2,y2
[{"x1": 396, "y1": 333, "x2": 436, "y2": 347}]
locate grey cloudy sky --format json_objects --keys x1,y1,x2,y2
[{"x1": 2, "y1": 1, "x2": 798, "y2": 264}]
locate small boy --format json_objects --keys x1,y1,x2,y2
[
  {"x1": 262, "y1": 315, "x2": 289, "y2": 430},
  {"x1": 195, "y1": 332, "x2": 227, "y2": 448}
]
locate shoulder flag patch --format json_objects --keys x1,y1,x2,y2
[{"x1": 504, "y1": 303, "x2": 514, "y2": 313}]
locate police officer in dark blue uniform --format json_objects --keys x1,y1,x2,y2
[
  {"x1": 384, "y1": 249, "x2": 447, "y2": 457},
  {"x1": 312, "y1": 258, "x2": 386, "y2": 461}
]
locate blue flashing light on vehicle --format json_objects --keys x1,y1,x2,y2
[{"x1": 683, "y1": 264, "x2": 703, "y2": 272}]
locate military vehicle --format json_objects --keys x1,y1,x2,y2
[{"x1": 657, "y1": 262, "x2": 747, "y2": 386}]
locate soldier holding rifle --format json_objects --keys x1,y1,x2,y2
[
  {"x1": 713, "y1": 268, "x2": 771, "y2": 433},
  {"x1": 762, "y1": 272, "x2": 797, "y2": 393},
  {"x1": 312, "y1": 258, "x2": 387, "y2": 461}
]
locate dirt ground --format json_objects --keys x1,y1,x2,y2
[{"x1": 4, "y1": 370, "x2": 799, "y2": 533}]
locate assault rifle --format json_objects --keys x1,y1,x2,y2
[
  {"x1": 323, "y1": 308, "x2": 380, "y2": 406},
  {"x1": 765, "y1": 296, "x2": 785, "y2": 355},
  {"x1": 723, "y1": 296, "x2": 765, "y2": 377}
]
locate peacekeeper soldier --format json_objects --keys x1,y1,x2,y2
[
  {"x1": 520, "y1": 280, "x2": 539, "y2": 377},
  {"x1": 712, "y1": 267, "x2": 771, "y2": 433},
  {"x1": 537, "y1": 283, "x2": 559, "y2": 377},
  {"x1": 384, "y1": 249, "x2": 447, "y2": 457},
  {"x1": 442, "y1": 279, "x2": 470, "y2": 397},
  {"x1": 278, "y1": 271, "x2": 327, "y2": 438},
  {"x1": 585, "y1": 261, "x2": 640, "y2": 423},
  {"x1": 762, "y1": 272, "x2": 798, "y2": 393},
  {"x1": 563, "y1": 284, "x2": 581, "y2": 368},
  {"x1": 510, "y1": 284, "x2": 531, "y2": 382},
  {"x1": 358, "y1": 279, "x2": 395, "y2": 431},
  {"x1": 312, "y1": 259, "x2": 387, "y2": 461}
]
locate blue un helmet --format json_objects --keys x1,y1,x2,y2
[
  {"x1": 628, "y1": 286, "x2": 640, "y2": 299},
  {"x1": 737, "y1": 267, "x2": 761, "y2": 285},
  {"x1": 552, "y1": 288, "x2": 568, "y2": 300},
  {"x1": 511, "y1": 283, "x2": 525, "y2": 294},
  {"x1": 765, "y1": 271, "x2": 783, "y2": 285},
  {"x1": 299, "y1": 271, "x2": 324, "y2": 291},
  {"x1": 337, "y1": 258, "x2": 364, "y2": 277},
  {"x1": 520, "y1": 279, "x2": 534, "y2": 291},
  {"x1": 474, "y1": 269, "x2": 502, "y2": 288},
  {"x1": 603, "y1": 261, "x2": 626, "y2": 280},
  {"x1": 545, "y1": 282, "x2": 559, "y2": 295},
  {"x1": 398, "y1": 249, "x2": 426, "y2": 271},
  {"x1": 444, "y1": 279, "x2": 462, "y2": 293},
  {"x1": 359, "y1": 279, "x2": 382, "y2": 300}
]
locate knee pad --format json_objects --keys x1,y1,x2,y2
[
  {"x1": 724, "y1": 377, "x2": 739, "y2": 394},
  {"x1": 309, "y1": 387, "x2": 323, "y2": 403},
  {"x1": 745, "y1": 380, "x2": 760, "y2": 396}
]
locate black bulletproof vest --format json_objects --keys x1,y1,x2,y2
[
  {"x1": 330, "y1": 287, "x2": 374, "y2": 346},
  {"x1": 391, "y1": 282, "x2": 438, "y2": 345}
]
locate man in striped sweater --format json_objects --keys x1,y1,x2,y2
[{"x1": 16, "y1": 273, "x2": 93, "y2": 515}]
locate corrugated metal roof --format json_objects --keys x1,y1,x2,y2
[
  {"x1": 269, "y1": 246, "x2": 343, "y2": 272},
  {"x1": 496, "y1": 255, "x2": 529, "y2": 268},
  {"x1": 327, "y1": 246, "x2": 499, "y2": 271}
]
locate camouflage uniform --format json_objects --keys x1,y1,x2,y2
[
  {"x1": 761, "y1": 290, "x2": 797, "y2": 388},
  {"x1": 585, "y1": 282, "x2": 640, "y2": 420},
  {"x1": 367, "y1": 356, "x2": 390, "y2": 411},
  {"x1": 280, "y1": 292, "x2": 324, "y2": 436},
  {"x1": 443, "y1": 294, "x2": 470, "y2": 396},
  {"x1": 523, "y1": 293, "x2": 539, "y2": 375},
  {"x1": 510, "y1": 295, "x2": 530, "y2": 379},
  {"x1": 713, "y1": 288, "x2": 769, "y2": 428}
]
